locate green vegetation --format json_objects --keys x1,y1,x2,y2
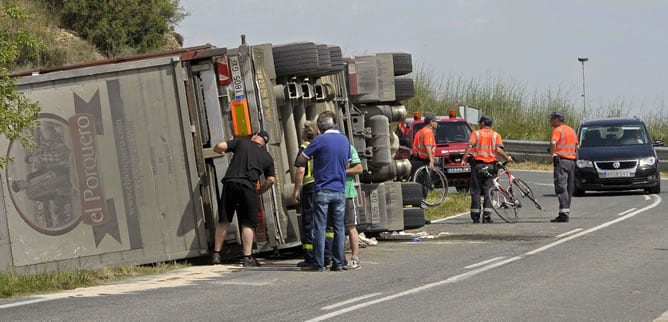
[
  {"x1": 0, "y1": 0, "x2": 187, "y2": 168},
  {"x1": 404, "y1": 66, "x2": 668, "y2": 142},
  {"x1": 55, "y1": 0, "x2": 186, "y2": 57},
  {"x1": 0, "y1": 262, "x2": 189, "y2": 298},
  {"x1": 0, "y1": 1, "x2": 41, "y2": 168},
  {"x1": 425, "y1": 191, "x2": 470, "y2": 221}
]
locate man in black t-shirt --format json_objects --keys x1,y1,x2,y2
[{"x1": 211, "y1": 130, "x2": 276, "y2": 267}]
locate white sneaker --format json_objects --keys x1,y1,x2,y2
[{"x1": 346, "y1": 256, "x2": 361, "y2": 270}]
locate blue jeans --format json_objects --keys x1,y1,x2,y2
[{"x1": 312, "y1": 190, "x2": 345, "y2": 269}]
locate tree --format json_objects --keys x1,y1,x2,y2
[
  {"x1": 0, "y1": 2, "x2": 41, "y2": 169},
  {"x1": 60, "y1": 0, "x2": 186, "y2": 57}
]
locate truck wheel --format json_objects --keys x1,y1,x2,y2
[
  {"x1": 401, "y1": 182, "x2": 424, "y2": 207},
  {"x1": 394, "y1": 78, "x2": 415, "y2": 101},
  {"x1": 272, "y1": 42, "x2": 319, "y2": 77},
  {"x1": 403, "y1": 207, "x2": 426, "y2": 230},
  {"x1": 327, "y1": 45, "x2": 345, "y2": 72},
  {"x1": 313, "y1": 44, "x2": 332, "y2": 76},
  {"x1": 390, "y1": 53, "x2": 413, "y2": 76}
]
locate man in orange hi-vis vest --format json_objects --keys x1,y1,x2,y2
[
  {"x1": 461, "y1": 115, "x2": 513, "y2": 223},
  {"x1": 548, "y1": 111, "x2": 578, "y2": 223},
  {"x1": 411, "y1": 114, "x2": 439, "y2": 176}
]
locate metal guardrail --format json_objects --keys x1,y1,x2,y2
[{"x1": 504, "y1": 140, "x2": 668, "y2": 172}]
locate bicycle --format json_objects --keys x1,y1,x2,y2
[
  {"x1": 482, "y1": 161, "x2": 542, "y2": 223},
  {"x1": 411, "y1": 162, "x2": 448, "y2": 207}
]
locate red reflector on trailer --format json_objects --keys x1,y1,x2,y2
[{"x1": 216, "y1": 56, "x2": 232, "y2": 86}]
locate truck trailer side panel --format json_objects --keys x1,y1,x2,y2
[{"x1": 0, "y1": 57, "x2": 206, "y2": 272}]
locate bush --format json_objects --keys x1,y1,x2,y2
[{"x1": 60, "y1": 0, "x2": 186, "y2": 57}]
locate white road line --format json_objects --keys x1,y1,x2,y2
[
  {"x1": 618, "y1": 208, "x2": 636, "y2": 216},
  {"x1": 0, "y1": 265, "x2": 235, "y2": 309},
  {"x1": 654, "y1": 309, "x2": 668, "y2": 321},
  {"x1": 431, "y1": 212, "x2": 467, "y2": 223},
  {"x1": 307, "y1": 195, "x2": 662, "y2": 322},
  {"x1": 556, "y1": 228, "x2": 583, "y2": 238},
  {"x1": 464, "y1": 256, "x2": 507, "y2": 269},
  {"x1": 321, "y1": 293, "x2": 383, "y2": 310},
  {"x1": 528, "y1": 182, "x2": 553, "y2": 187},
  {"x1": 306, "y1": 257, "x2": 522, "y2": 322},
  {"x1": 0, "y1": 298, "x2": 52, "y2": 309},
  {"x1": 525, "y1": 196, "x2": 661, "y2": 256}
]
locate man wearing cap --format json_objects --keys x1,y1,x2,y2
[
  {"x1": 548, "y1": 112, "x2": 578, "y2": 223},
  {"x1": 411, "y1": 114, "x2": 439, "y2": 176},
  {"x1": 461, "y1": 115, "x2": 512, "y2": 223},
  {"x1": 210, "y1": 130, "x2": 276, "y2": 266}
]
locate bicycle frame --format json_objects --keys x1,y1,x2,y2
[{"x1": 490, "y1": 167, "x2": 520, "y2": 208}]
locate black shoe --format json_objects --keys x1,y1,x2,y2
[
  {"x1": 242, "y1": 256, "x2": 261, "y2": 267},
  {"x1": 330, "y1": 266, "x2": 344, "y2": 272},
  {"x1": 550, "y1": 215, "x2": 569, "y2": 223},
  {"x1": 301, "y1": 265, "x2": 325, "y2": 272},
  {"x1": 472, "y1": 217, "x2": 480, "y2": 223},
  {"x1": 296, "y1": 260, "x2": 312, "y2": 268},
  {"x1": 211, "y1": 252, "x2": 222, "y2": 265},
  {"x1": 482, "y1": 216, "x2": 493, "y2": 223}
]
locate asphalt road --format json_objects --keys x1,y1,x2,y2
[{"x1": 2, "y1": 171, "x2": 667, "y2": 321}]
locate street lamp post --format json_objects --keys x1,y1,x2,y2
[{"x1": 578, "y1": 57, "x2": 589, "y2": 113}]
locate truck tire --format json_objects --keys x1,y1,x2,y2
[
  {"x1": 394, "y1": 78, "x2": 415, "y2": 101},
  {"x1": 272, "y1": 42, "x2": 319, "y2": 77},
  {"x1": 403, "y1": 207, "x2": 426, "y2": 230},
  {"x1": 401, "y1": 182, "x2": 423, "y2": 207},
  {"x1": 328, "y1": 45, "x2": 345, "y2": 72},
  {"x1": 314, "y1": 44, "x2": 332, "y2": 76},
  {"x1": 391, "y1": 53, "x2": 412, "y2": 76}
]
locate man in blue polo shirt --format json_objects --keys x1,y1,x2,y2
[{"x1": 297, "y1": 111, "x2": 350, "y2": 271}]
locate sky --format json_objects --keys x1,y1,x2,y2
[{"x1": 176, "y1": 0, "x2": 667, "y2": 118}]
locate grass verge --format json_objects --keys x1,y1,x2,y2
[{"x1": 0, "y1": 261, "x2": 189, "y2": 299}]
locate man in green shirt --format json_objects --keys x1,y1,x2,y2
[{"x1": 344, "y1": 145, "x2": 363, "y2": 270}]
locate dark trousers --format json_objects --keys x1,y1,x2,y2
[
  {"x1": 553, "y1": 158, "x2": 575, "y2": 214},
  {"x1": 470, "y1": 162, "x2": 497, "y2": 220},
  {"x1": 410, "y1": 156, "x2": 429, "y2": 177},
  {"x1": 300, "y1": 186, "x2": 315, "y2": 263}
]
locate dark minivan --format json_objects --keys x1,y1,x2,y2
[{"x1": 574, "y1": 117, "x2": 662, "y2": 195}]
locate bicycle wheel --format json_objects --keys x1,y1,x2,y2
[
  {"x1": 513, "y1": 178, "x2": 542, "y2": 210},
  {"x1": 413, "y1": 166, "x2": 448, "y2": 207},
  {"x1": 487, "y1": 187, "x2": 518, "y2": 223}
]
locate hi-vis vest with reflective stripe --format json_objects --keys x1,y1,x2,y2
[
  {"x1": 553, "y1": 125, "x2": 578, "y2": 160},
  {"x1": 411, "y1": 126, "x2": 435, "y2": 159},
  {"x1": 470, "y1": 128, "x2": 500, "y2": 163},
  {"x1": 301, "y1": 141, "x2": 314, "y2": 186}
]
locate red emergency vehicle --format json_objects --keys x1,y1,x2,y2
[{"x1": 395, "y1": 110, "x2": 473, "y2": 191}]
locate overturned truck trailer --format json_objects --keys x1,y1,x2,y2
[{"x1": 0, "y1": 36, "x2": 424, "y2": 273}]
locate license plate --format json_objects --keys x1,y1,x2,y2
[
  {"x1": 446, "y1": 166, "x2": 470, "y2": 174},
  {"x1": 602, "y1": 170, "x2": 632, "y2": 178}
]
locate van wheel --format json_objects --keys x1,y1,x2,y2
[
  {"x1": 573, "y1": 187, "x2": 586, "y2": 197},
  {"x1": 646, "y1": 183, "x2": 661, "y2": 194}
]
